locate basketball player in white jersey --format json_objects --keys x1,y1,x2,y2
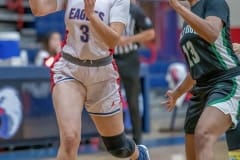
[{"x1": 29, "y1": 0, "x2": 150, "y2": 160}]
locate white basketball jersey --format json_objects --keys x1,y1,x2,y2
[{"x1": 56, "y1": 0, "x2": 130, "y2": 60}]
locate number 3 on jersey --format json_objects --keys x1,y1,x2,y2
[
  {"x1": 183, "y1": 41, "x2": 200, "y2": 67},
  {"x1": 80, "y1": 25, "x2": 89, "y2": 42}
]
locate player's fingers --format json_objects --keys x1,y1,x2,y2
[
  {"x1": 163, "y1": 97, "x2": 175, "y2": 112},
  {"x1": 233, "y1": 43, "x2": 239, "y2": 50},
  {"x1": 161, "y1": 99, "x2": 174, "y2": 112},
  {"x1": 233, "y1": 47, "x2": 238, "y2": 53},
  {"x1": 168, "y1": 106, "x2": 174, "y2": 112},
  {"x1": 167, "y1": 104, "x2": 174, "y2": 112},
  {"x1": 165, "y1": 90, "x2": 173, "y2": 97},
  {"x1": 161, "y1": 100, "x2": 167, "y2": 105},
  {"x1": 161, "y1": 100, "x2": 169, "y2": 106}
]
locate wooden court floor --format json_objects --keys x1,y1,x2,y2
[
  {"x1": 43, "y1": 141, "x2": 228, "y2": 160},
  {"x1": 1, "y1": 91, "x2": 230, "y2": 160}
]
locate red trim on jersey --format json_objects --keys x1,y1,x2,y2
[
  {"x1": 50, "y1": 53, "x2": 62, "y2": 91},
  {"x1": 111, "y1": 59, "x2": 123, "y2": 106},
  {"x1": 109, "y1": 49, "x2": 114, "y2": 56},
  {"x1": 50, "y1": 30, "x2": 68, "y2": 91},
  {"x1": 61, "y1": 30, "x2": 69, "y2": 49}
]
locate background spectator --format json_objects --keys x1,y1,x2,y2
[{"x1": 35, "y1": 32, "x2": 62, "y2": 66}]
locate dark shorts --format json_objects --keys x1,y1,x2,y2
[
  {"x1": 226, "y1": 123, "x2": 240, "y2": 150},
  {"x1": 184, "y1": 76, "x2": 240, "y2": 134},
  {"x1": 114, "y1": 51, "x2": 140, "y2": 77}
]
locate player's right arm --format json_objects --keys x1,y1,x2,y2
[
  {"x1": 163, "y1": 72, "x2": 195, "y2": 112},
  {"x1": 169, "y1": 0, "x2": 227, "y2": 43},
  {"x1": 29, "y1": 0, "x2": 65, "y2": 16}
]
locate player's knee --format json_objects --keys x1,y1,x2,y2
[
  {"x1": 194, "y1": 128, "x2": 214, "y2": 149},
  {"x1": 101, "y1": 132, "x2": 135, "y2": 158},
  {"x1": 61, "y1": 131, "x2": 80, "y2": 152}
]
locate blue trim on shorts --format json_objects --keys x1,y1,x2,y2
[
  {"x1": 56, "y1": 77, "x2": 74, "y2": 84},
  {"x1": 88, "y1": 108, "x2": 121, "y2": 116}
]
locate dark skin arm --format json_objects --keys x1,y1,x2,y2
[
  {"x1": 163, "y1": 72, "x2": 195, "y2": 111},
  {"x1": 169, "y1": 0, "x2": 223, "y2": 43}
]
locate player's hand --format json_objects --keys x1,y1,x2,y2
[
  {"x1": 161, "y1": 90, "x2": 178, "y2": 112},
  {"x1": 233, "y1": 43, "x2": 240, "y2": 55},
  {"x1": 84, "y1": 0, "x2": 96, "y2": 19},
  {"x1": 118, "y1": 36, "x2": 131, "y2": 46}
]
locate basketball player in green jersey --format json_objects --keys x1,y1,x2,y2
[{"x1": 163, "y1": 0, "x2": 240, "y2": 160}]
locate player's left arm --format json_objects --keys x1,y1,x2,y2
[
  {"x1": 119, "y1": 29, "x2": 155, "y2": 46},
  {"x1": 84, "y1": 0, "x2": 128, "y2": 49},
  {"x1": 169, "y1": 0, "x2": 227, "y2": 43}
]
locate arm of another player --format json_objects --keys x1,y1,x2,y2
[
  {"x1": 119, "y1": 4, "x2": 155, "y2": 46},
  {"x1": 84, "y1": 0, "x2": 126, "y2": 49},
  {"x1": 163, "y1": 72, "x2": 195, "y2": 112},
  {"x1": 118, "y1": 29, "x2": 155, "y2": 46},
  {"x1": 233, "y1": 43, "x2": 240, "y2": 55},
  {"x1": 29, "y1": 0, "x2": 65, "y2": 16},
  {"x1": 169, "y1": 0, "x2": 223, "y2": 43}
]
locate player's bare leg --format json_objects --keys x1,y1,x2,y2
[
  {"x1": 52, "y1": 81, "x2": 85, "y2": 160},
  {"x1": 195, "y1": 107, "x2": 232, "y2": 160},
  {"x1": 91, "y1": 112, "x2": 139, "y2": 159},
  {"x1": 185, "y1": 134, "x2": 196, "y2": 160}
]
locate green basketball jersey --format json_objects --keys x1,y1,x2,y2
[{"x1": 180, "y1": 0, "x2": 240, "y2": 80}]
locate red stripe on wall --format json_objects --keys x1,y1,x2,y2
[{"x1": 231, "y1": 28, "x2": 240, "y2": 43}]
